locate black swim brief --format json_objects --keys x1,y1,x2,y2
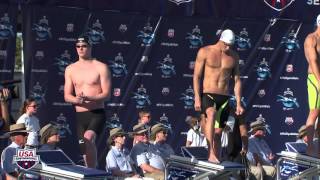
[
  {"x1": 75, "y1": 109, "x2": 106, "y2": 154},
  {"x1": 201, "y1": 93, "x2": 230, "y2": 128}
]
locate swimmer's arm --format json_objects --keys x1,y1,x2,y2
[
  {"x1": 193, "y1": 48, "x2": 206, "y2": 111},
  {"x1": 233, "y1": 54, "x2": 242, "y2": 107}
]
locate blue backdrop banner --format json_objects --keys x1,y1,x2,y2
[{"x1": 22, "y1": 5, "x2": 310, "y2": 169}]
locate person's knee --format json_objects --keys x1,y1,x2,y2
[
  {"x1": 205, "y1": 108, "x2": 216, "y2": 119},
  {"x1": 215, "y1": 128, "x2": 223, "y2": 135},
  {"x1": 83, "y1": 130, "x2": 96, "y2": 143}
]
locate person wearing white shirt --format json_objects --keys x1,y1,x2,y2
[
  {"x1": 185, "y1": 116, "x2": 207, "y2": 147},
  {"x1": 16, "y1": 98, "x2": 40, "y2": 148}
]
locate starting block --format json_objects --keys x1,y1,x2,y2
[
  {"x1": 21, "y1": 150, "x2": 110, "y2": 180},
  {"x1": 276, "y1": 151, "x2": 320, "y2": 179},
  {"x1": 165, "y1": 155, "x2": 245, "y2": 179}
]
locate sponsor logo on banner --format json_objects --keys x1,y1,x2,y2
[
  {"x1": 285, "y1": 117, "x2": 294, "y2": 125},
  {"x1": 286, "y1": 64, "x2": 293, "y2": 72},
  {"x1": 307, "y1": 0, "x2": 320, "y2": 5},
  {"x1": 157, "y1": 87, "x2": 174, "y2": 107},
  {"x1": 132, "y1": 85, "x2": 151, "y2": 108},
  {"x1": 0, "y1": 13, "x2": 14, "y2": 39},
  {"x1": 239, "y1": 58, "x2": 248, "y2": 79},
  {"x1": 256, "y1": 58, "x2": 271, "y2": 80},
  {"x1": 183, "y1": 61, "x2": 194, "y2": 77},
  {"x1": 112, "y1": 24, "x2": 131, "y2": 45},
  {"x1": 54, "y1": 50, "x2": 72, "y2": 76},
  {"x1": 50, "y1": 113, "x2": 72, "y2": 138},
  {"x1": 59, "y1": 85, "x2": 64, "y2": 94},
  {"x1": 281, "y1": 30, "x2": 300, "y2": 53},
  {"x1": 157, "y1": 54, "x2": 176, "y2": 78},
  {"x1": 258, "y1": 33, "x2": 274, "y2": 51},
  {"x1": 254, "y1": 114, "x2": 272, "y2": 134},
  {"x1": 264, "y1": 0, "x2": 295, "y2": 11},
  {"x1": 113, "y1": 88, "x2": 121, "y2": 97},
  {"x1": 58, "y1": 23, "x2": 76, "y2": 42},
  {"x1": 162, "y1": 87, "x2": 170, "y2": 96},
  {"x1": 253, "y1": 90, "x2": 270, "y2": 108},
  {"x1": 106, "y1": 113, "x2": 122, "y2": 129},
  {"x1": 277, "y1": 88, "x2": 299, "y2": 110},
  {"x1": 0, "y1": 50, "x2": 7, "y2": 59},
  {"x1": 168, "y1": 28, "x2": 175, "y2": 38},
  {"x1": 235, "y1": 28, "x2": 251, "y2": 51},
  {"x1": 85, "y1": 19, "x2": 105, "y2": 44},
  {"x1": 280, "y1": 64, "x2": 299, "y2": 80},
  {"x1": 157, "y1": 113, "x2": 173, "y2": 133},
  {"x1": 229, "y1": 95, "x2": 247, "y2": 108},
  {"x1": 14, "y1": 149, "x2": 39, "y2": 170},
  {"x1": 168, "y1": 0, "x2": 192, "y2": 5},
  {"x1": 264, "y1": 33, "x2": 271, "y2": 42},
  {"x1": 180, "y1": 86, "x2": 194, "y2": 109},
  {"x1": 66, "y1": 23, "x2": 74, "y2": 32},
  {"x1": 258, "y1": 89, "x2": 266, "y2": 97},
  {"x1": 32, "y1": 16, "x2": 52, "y2": 41},
  {"x1": 239, "y1": 59, "x2": 245, "y2": 67},
  {"x1": 161, "y1": 28, "x2": 179, "y2": 47},
  {"x1": 119, "y1": 24, "x2": 127, "y2": 33},
  {"x1": 35, "y1": 50, "x2": 44, "y2": 61},
  {"x1": 0, "y1": 69, "x2": 11, "y2": 73},
  {"x1": 109, "y1": 53, "x2": 128, "y2": 77},
  {"x1": 31, "y1": 69, "x2": 48, "y2": 73},
  {"x1": 137, "y1": 22, "x2": 154, "y2": 46},
  {"x1": 186, "y1": 25, "x2": 203, "y2": 49},
  {"x1": 30, "y1": 82, "x2": 46, "y2": 106}
]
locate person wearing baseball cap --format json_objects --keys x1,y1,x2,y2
[
  {"x1": 106, "y1": 127, "x2": 140, "y2": 178},
  {"x1": 130, "y1": 123, "x2": 164, "y2": 180},
  {"x1": 246, "y1": 119, "x2": 276, "y2": 180},
  {"x1": 39, "y1": 123, "x2": 60, "y2": 150},
  {"x1": 150, "y1": 123, "x2": 174, "y2": 160}
]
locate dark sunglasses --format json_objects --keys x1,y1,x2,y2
[
  {"x1": 28, "y1": 105, "x2": 38, "y2": 108},
  {"x1": 76, "y1": 45, "x2": 88, "y2": 48}
]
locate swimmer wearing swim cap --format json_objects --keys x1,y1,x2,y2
[
  {"x1": 304, "y1": 14, "x2": 320, "y2": 156},
  {"x1": 193, "y1": 29, "x2": 244, "y2": 163},
  {"x1": 219, "y1": 29, "x2": 235, "y2": 45}
]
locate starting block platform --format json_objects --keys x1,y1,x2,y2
[
  {"x1": 22, "y1": 150, "x2": 110, "y2": 180},
  {"x1": 165, "y1": 155, "x2": 245, "y2": 179},
  {"x1": 276, "y1": 151, "x2": 320, "y2": 180}
]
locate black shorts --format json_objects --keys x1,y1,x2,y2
[
  {"x1": 201, "y1": 93, "x2": 230, "y2": 128},
  {"x1": 75, "y1": 109, "x2": 106, "y2": 154}
]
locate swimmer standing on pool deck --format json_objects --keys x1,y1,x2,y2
[
  {"x1": 193, "y1": 29, "x2": 244, "y2": 163},
  {"x1": 304, "y1": 14, "x2": 320, "y2": 157},
  {"x1": 64, "y1": 35, "x2": 111, "y2": 168}
]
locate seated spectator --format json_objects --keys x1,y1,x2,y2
[
  {"x1": 39, "y1": 123, "x2": 60, "y2": 151},
  {"x1": 106, "y1": 127, "x2": 140, "y2": 178},
  {"x1": 133, "y1": 110, "x2": 152, "y2": 146},
  {"x1": 150, "y1": 123, "x2": 174, "y2": 160},
  {"x1": 247, "y1": 119, "x2": 276, "y2": 180},
  {"x1": 1, "y1": 123, "x2": 28, "y2": 179},
  {"x1": 185, "y1": 116, "x2": 207, "y2": 147},
  {"x1": 130, "y1": 123, "x2": 164, "y2": 180}
]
